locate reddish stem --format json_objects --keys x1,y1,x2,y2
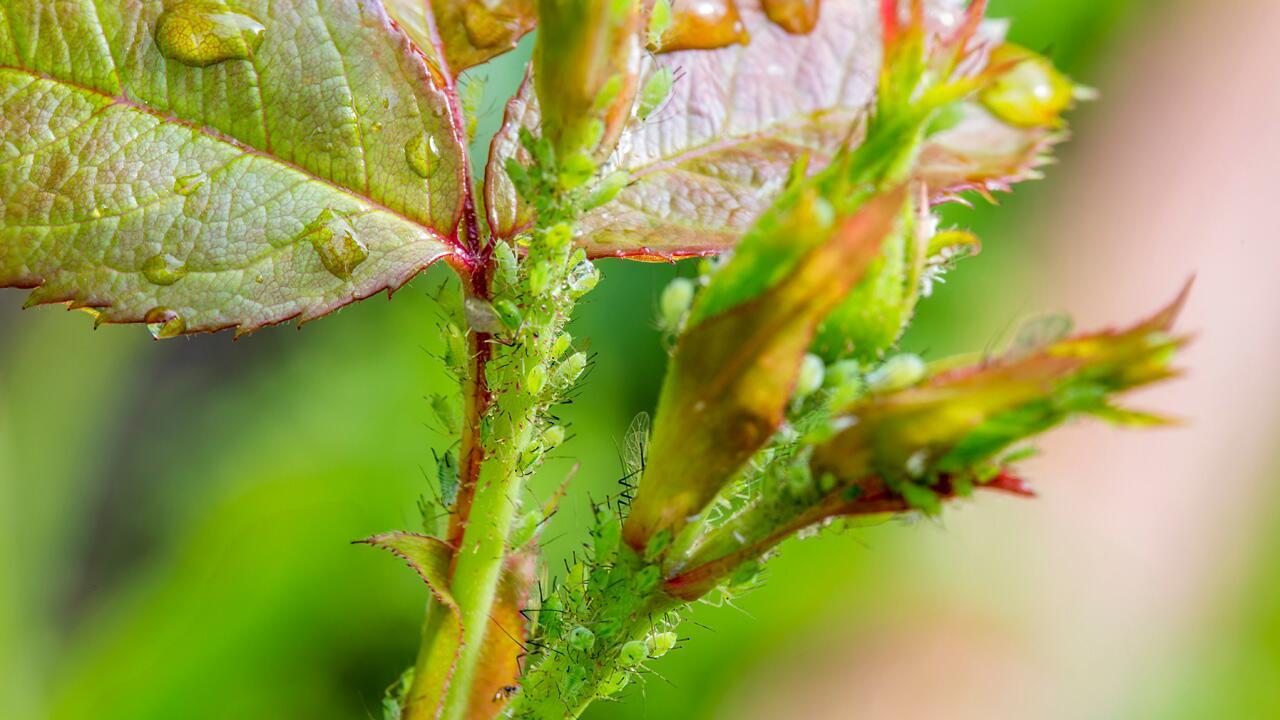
[
  {"x1": 664, "y1": 471, "x2": 1033, "y2": 600},
  {"x1": 448, "y1": 266, "x2": 494, "y2": 552}
]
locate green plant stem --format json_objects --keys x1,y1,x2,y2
[
  {"x1": 403, "y1": 598, "x2": 449, "y2": 720},
  {"x1": 441, "y1": 406, "x2": 534, "y2": 720}
]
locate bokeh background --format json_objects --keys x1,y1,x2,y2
[{"x1": 3, "y1": 1, "x2": 1278, "y2": 718}]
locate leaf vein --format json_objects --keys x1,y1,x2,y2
[{"x1": 0, "y1": 65, "x2": 459, "y2": 250}]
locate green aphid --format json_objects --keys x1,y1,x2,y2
[
  {"x1": 585, "y1": 171, "x2": 630, "y2": 210},
  {"x1": 631, "y1": 564, "x2": 660, "y2": 593},
  {"x1": 435, "y1": 450, "x2": 459, "y2": 507},
  {"x1": 899, "y1": 481, "x2": 942, "y2": 516},
  {"x1": 429, "y1": 393, "x2": 458, "y2": 434},
  {"x1": 559, "y1": 152, "x2": 597, "y2": 191},
  {"x1": 528, "y1": 260, "x2": 550, "y2": 295},
  {"x1": 543, "y1": 425, "x2": 566, "y2": 450},
  {"x1": 526, "y1": 362, "x2": 548, "y2": 395},
  {"x1": 442, "y1": 322, "x2": 469, "y2": 373},
  {"x1": 647, "y1": 0, "x2": 672, "y2": 46},
  {"x1": 551, "y1": 332, "x2": 574, "y2": 358},
  {"x1": 784, "y1": 462, "x2": 812, "y2": 495},
  {"x1": 539, "y1": 592, "x2": 564, "y2": 639},
  {"x1": 493, "y1": 299, "x2": 523, "y2": 332},
  {"x1": 729, "y1": 560, "x2": 762, "y2": 588},
  {"x1": 596, "y1": 670, "x2": 630, "y2": 697},
  {"x1": 618, "y1": 640, "x2": 648, "y2": 667},
  {"x1": 493, "y1": 241, "x2": 519, "y2": 291},
  {"x1": 867, "y1": 353, "x2": 926, "y2": 392},
  {"x1": 659, "y1": 277, "x2": 695, "y2": 333},
  {"x1": 643, "y1": 528, "x2": 672, "y2": 562},
  {"x1": 544, "y1": 223, "x2": 574, "y2": 251},
  {"x1": 555, "y1": 352, "x2": 588, "y2": 388},
  {"x1": 638, "y1": 66, "x2": 674, "y2": 120},
  {"x1": 510, "y1": 509, "x2": 543, "y2": 547},
  {"x1": 593, "y1": 74, "x2": 624, "y2": 113},
  {"x1": 647, "y1": 631, "x2": 677, "y2": 659},
  {"x1": 568, "y1": 625, "x2": 596, "y2": 652},
  {"x1": 593, "y1": 509, "x2": 622, "y2": 560}
]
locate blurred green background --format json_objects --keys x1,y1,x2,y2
[{"x1": 3, "y1": 1, "x2": 1277, "y2": 718}]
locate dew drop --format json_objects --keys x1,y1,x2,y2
[
  {"x1": 155, "y1": 1, "x2": 266, "y2": 68},
  {"x1": 300, "y1": 209, "x2": 368, "y2": 279},
  {"x1": 404, "y1": 133, "x2": 440, "y2": 179},
  {"x1": 762, "y1": 0, "x2": 820, "y2": 35},
  {"x1": 462, "y1": 2, "x2": 524, "y2": 49},
  {"x1": 173, "y1": 172, "x2": 206, "y2": 196},
  {"x1": 656, "y1": 0, "x2": 751, "y2": 54},
  {"x1": 142, "y1": 253, "x2": 189, "y2": 286},
  {"x1": 567, "y1": 260, "x2": 599, "y2": 296},
  {"x1": 145, "y1": 306, "x2": 187, "y2": 339}
]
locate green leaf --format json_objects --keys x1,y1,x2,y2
[
  {"x1": 485, "y1": 68, "x2": 538, "y2": 240},
  {"x1": 382, "y1": 0, "x2": 536, "y2": 76},
  {"x1": 622, "y1": 186, "x2": 903, "y2": 551},
  {"x1": 0, "y1": 0, "x2": 467, "y2": 336},
  {"x1": 664, "y1": 287, "x2": 1189, "y2": 601},
  {"x1": 359, "y1": 532, "x2": 463, "y2": 720},
  {"x1": 810, "y1": 282, "x2": 1192, "y2": 485}
]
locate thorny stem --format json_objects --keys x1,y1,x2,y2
[
  {"x1": 401, "y1": 6, "x2": 514, "y2": 709},
  {"x1": 445, "y1": 457, "x2": 528, "y2": 719},
  {"x1": 404, "y1": 285, "x2": 498, "y2": 720},
  {"x1": 411, "y1": 207, "x2": 589, "y2": 719},
  {"x1": 449, "y1": 270, "x2": 494, "y2": 551}
]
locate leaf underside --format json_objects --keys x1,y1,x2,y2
[
  {"x1": 0, "y1": 0, "x2": 467, "y2": 336},
  {"x1": 487, "y1": 1, "x2": 1057, "y2": 259}
]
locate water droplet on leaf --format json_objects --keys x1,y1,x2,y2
[
  {"x1": 300, "y1": 209, "x2": 368, "y2": 279},
  {"x1": 145, "y1": 306, "x2": 186, "y2": 339},
  {"x1": 762, "y1": 0, "x2": 820, "y2": 35},
  {"x1": 462, "y1": 1, "x2": 523, "y2": 49},
  {"x1": 155, "y1": 1, "x2": 266, "y2": 68},
  {"x1": 656, "y1": 0, "x2": 751, "y2": 53},
  {"x1": 142, "y1": 253, "x2": 189, "y2": 286},
  {"x1": 404, "y1": 133, "x2": 440, "y2": 179},
  {"x1": 568, "y1": 260, "x2": 599, "y2": 296}
]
